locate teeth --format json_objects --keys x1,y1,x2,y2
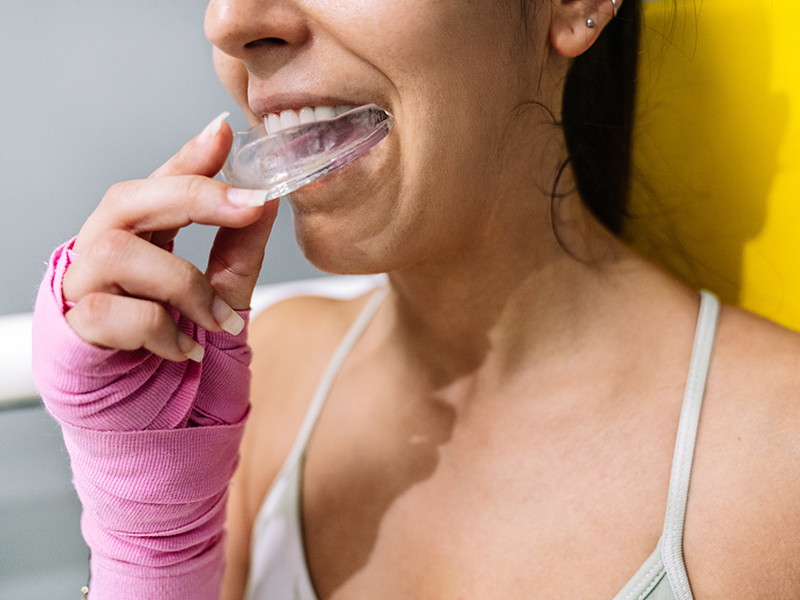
[
  {"x1": 314, "y1": 106, "x2": 336, "y2": 121},
  {"x1": 279, "y1": 109, "x2": 300, "y2": 130},
  {"x1": 266, "y1": 113, "x2": 281, "y2": 134},
  {"x1": 262, "y1": 105, "x2": 356, "y2": 134},
  {"x1": 298, "y1": 107, "x2": 315, "y2": 124}
]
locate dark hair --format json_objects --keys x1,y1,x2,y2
[{"x1": 561, "y1": 0, "x2": 642, "y2": 235}]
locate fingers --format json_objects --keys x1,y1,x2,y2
[
  {"x1": 75, "y1": 177, "x2": 267, "y2": 254},
  {"x1": 65, "y1": 293, "x2": 205, "y2": 363},
  {"x1": 207, "y1": 199, "x2": 280, "y2": 310},
  {"x1": 63, "y1": 230, "x2": 244, "y2": 335},
  {"x1": 62, "y1": 112, "x2": 274, "y2": 359},
  {"x1": 74, "y1": 110, "x2": 267, "y2": 254}
]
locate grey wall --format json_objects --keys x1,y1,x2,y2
[
  {"x1": 0, "y1": 0, "x2": 323, "y2": 317},
  {"x1": 0, "y1": 2, "x2": 322, "y2": 597},
  {"x1": 0, "y1": 405, "x2": 88, "y2": 599}
]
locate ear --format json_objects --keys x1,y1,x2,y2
[{"x1": 550, "y1": 0, "x2": 621, "y2": 59}]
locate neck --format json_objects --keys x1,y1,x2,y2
[{"x1": 383, "y1": 186, "x2": 638, "y2": 392}]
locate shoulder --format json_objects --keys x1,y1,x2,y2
[
  {"x1": 222, "y1": 284, "x2": 381, "y2": 599},
  {"x1": 249, "y1": 292, "x2": 368, "y2": 357},
  {"x1": 239, "y1": 282, "x2": 379, "y2": 516},
  {"x1": 711, "y1": 302, "x2": 800, "y2": 417},
  {"x1": 248, "y1": 284, "x2": 379, "y2": 413},
  {"x1": 685, "y1": 302, "x2": 800, "y2": 598},
  {"x1": 708, "y1": 303, "x2": 800, "y2": 492}
]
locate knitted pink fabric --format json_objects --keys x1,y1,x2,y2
[{"x1": 32, "y1": 240, "x2": 251, "y2": 599}]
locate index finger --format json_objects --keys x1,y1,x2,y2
[{"x1": 76, "y1": 177, "x2": 268, "y2": 253}]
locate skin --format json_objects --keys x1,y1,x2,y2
[{"x1": 62, "y1": 0, "x2": 800, "y2": 598}]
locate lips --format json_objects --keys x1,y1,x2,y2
[{"x1": 223, "y1": 103, "x2": 394, "y2": 195}]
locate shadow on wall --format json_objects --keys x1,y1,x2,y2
[{"x1": 626, "y1": 0, "x2": 799, "y2": 329}]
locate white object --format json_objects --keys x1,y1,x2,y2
[
  {"x1": 0, "y1": 312, "x2": 37, "y2": 405},
  {"x1": 0, "y1": 276, "x2": 386, "y2": 408}
]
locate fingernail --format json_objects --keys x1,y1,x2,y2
[
  {"x1": 178, "y1": 334, "x2": 205, "y2": 362},
  {"x1": 213, "y1": 296, "x2": 245, "y2": 335},
  {"x1": 198, "y1": 111, "x2": 231, "y2": 144},
  {"x1": 227, "y1": 188, "x2": 270, "y2": 207}
]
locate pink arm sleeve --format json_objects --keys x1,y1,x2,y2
[{"x1": 31, "y1": 240, "x2": 252, "y2": 599}]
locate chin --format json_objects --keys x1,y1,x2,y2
[
  {"x1": 291, "y1": 210, "x2": 391, "y2": 276},
  {"x1": 285, "y1": 153, "x2": 406, "y2": 275}
]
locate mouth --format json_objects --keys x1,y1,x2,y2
[
  {"x1": 223, "y1": 103, "x2": 394, "y2": 199},
  {"x1": 261, "y1": 105, "x2": 358, "y2": 134}
]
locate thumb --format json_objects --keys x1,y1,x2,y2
[{"x1": 150, "y1": 111, "x2": 234, "y2": 179}]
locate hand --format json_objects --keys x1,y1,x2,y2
[{"x1": 62, "y1": 113, "x2": 279, "y2": 362}]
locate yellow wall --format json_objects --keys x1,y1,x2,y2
[{"x1": 627, "y1": 0, "x2": 800, "y2": 329}]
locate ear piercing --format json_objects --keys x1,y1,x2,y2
[{"x1": 587, "y1": 0, "x2": 618, "y2": 28}]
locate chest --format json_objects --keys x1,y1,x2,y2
[{"x1": 299, "y1": 382, "x2": 679, "y2": 600}]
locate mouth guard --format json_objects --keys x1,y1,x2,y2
[{"x1": 222, "y1": 104, "x2": 394, "y2": 201}]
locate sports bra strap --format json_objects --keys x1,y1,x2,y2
[
  {"x1": 281, "y1": 285, "x2": 389, "y2": 470},
  {"x1": 662, "y1": 290, "x2": 720, "y2": 600}
]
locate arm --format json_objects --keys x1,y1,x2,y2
[{"x1": 31, "y1": 114, "x2": 278, "y2": 599}]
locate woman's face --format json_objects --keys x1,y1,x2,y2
[{"x1": 205, "y1": 0, "x2": 555, "y2": 273}]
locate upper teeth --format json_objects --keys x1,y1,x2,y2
[{"x1": 264, "y1": 105, "x2": 355, "y2": 134}]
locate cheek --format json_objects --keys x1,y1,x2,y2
[
  {"x1": 212, "y1": 48, "x2": 260, "y2": 125},
  {"x1": 315, "y1": 0, "x2": 519, "y2": 78},
  {"x1": 328, "y1": 0, "x2": 526, "y2": 145}
]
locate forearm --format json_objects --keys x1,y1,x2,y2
[
  {"x1": 32, "y1": 240, "x2": 251, "y2": 599},
  {"x1": 64, "y1": 421, "x2": 243, "y2": 599}
]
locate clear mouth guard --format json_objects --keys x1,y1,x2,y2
[{"x1": 222, "y1": 104, "x2": 394, "y2": 201}]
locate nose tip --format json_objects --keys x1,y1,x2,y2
[{"x1": 205, "y1": 0, "x2": 310, "y2": 61}]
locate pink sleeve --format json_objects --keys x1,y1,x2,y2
[{"x1": 32, "y1": 240, "x2": 252, "y2": 599}]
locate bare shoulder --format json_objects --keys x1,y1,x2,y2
[
  {"x1": 222, "y1": 290, "x2": 375, "y2": 599},
  {"x1": 243, "y1": 291, "x2": 375, "y2": 507},
  {"x1": 709, "y1": 303, "x2": 800, "y2": 431},
  {"x1": 686, "y1": 303, "x2": 800, "y2": 598},
  {"x1": 716, "y1": 303, "x2": 800, "y2": 384}
]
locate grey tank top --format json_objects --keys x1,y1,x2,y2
[{"x1": 245, "y1": 288, "x2": 720, "y2": 600}]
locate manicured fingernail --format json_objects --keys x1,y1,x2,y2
[
  {"x1": 198, "y1": 111, "x2": 231, "y2": 144},
  {"x1": 213, "y1": 296, "x2": 245, "y2": 335},
  {"x1": 227, "y1": 188, "x2": 270, "y2": 207},
  {"x1": 178, "y1": 334, "x2": 205, "y2": 362}
]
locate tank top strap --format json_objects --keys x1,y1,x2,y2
[
  {"x1": 662, "y1": 290, "x2": 721, "y2": 600},
  {"x1": 280, "y1": 285, "x2": 390, "y2": 472}
]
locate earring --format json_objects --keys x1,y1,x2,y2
[
  {"x1": 611, "y1": 0, "x2": 619, "y2": 17},
  {"x1": 586, "y1": 18, "x2": 596, "y2": 28}
]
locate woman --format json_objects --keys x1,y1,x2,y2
[{"x1": 31, "y1": 0, "x2": 800, "y2": 598}]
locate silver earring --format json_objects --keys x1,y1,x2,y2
[
  {"x1": 586, "y1": 18, "x2": 596, "y2": 28},
  {"x1": 611, "y1": 0, "x2": 619, "y2": 17}
]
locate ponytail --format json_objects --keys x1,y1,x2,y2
[{"x1": 561, "y1": 0, "x2": 642, "y2": 235}]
